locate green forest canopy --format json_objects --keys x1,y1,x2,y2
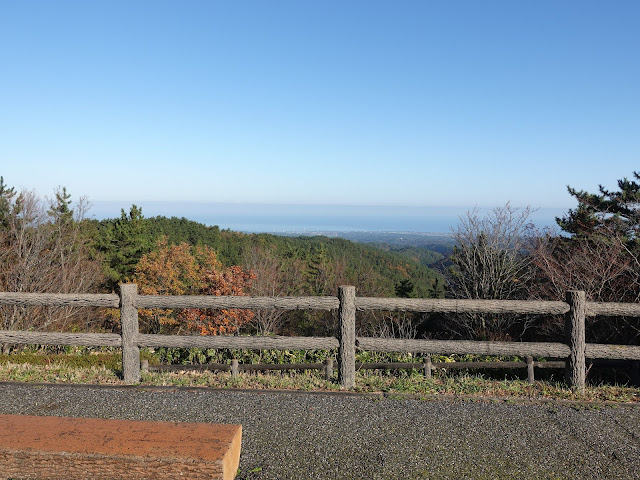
[{"x1": 94, "y1": 208, "x2": 445, "y2": 299}]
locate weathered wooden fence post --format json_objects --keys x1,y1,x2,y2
[
  {"x1": 231, "y1": 359, "x2": 239, "y2": 377},
  {"x1": 526, "y1": 355, "x2": 535, "y2": 384},
  {"x1": 423, "y1": 355, "x2": 432, "y2": 379},
  {"x1": 338, "y1": 286, "x2": 356, "y2": 389},
  {"x1": 120, "y1": 283, "x2": 140, "y2": 384},
  {"x1": 324, "y1": 358, "x2": 334, "y2": 380},
  {"x1": 565, "y1": 290, "x2": 586, "y2": 393}
]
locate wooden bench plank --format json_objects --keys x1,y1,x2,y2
[{"x1": 0, "y1": 414, "x2": 241, "y2": 480}]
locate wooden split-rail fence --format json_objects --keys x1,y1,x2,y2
[{"x1": 1, "y1": 285, "x2": 640, "y2": 392}]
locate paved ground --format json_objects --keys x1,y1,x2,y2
[{"x1": 0, "y1": 382, "x2": 638, "y2": 480}]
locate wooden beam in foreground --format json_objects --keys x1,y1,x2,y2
[{"x1": 0, "y1": 414, "x2": 241, "y2": 480}]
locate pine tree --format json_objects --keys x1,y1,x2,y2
[
  {"x1": 96, "y1": 205, "x2": 153, "y2": 289},
  {"x1": 557, "y1": 171, "x2": 640, "y2": 244},
  {"x1": 0, "y1": 177, "x2": 18, "y2": 230},
  {"x1": 530, "y1": 172, "x2": 640, "y2": 341},
  {"x1": 395, "y1": 279, "x2": 415, "y2": 298},
  {"x1": 47, "y1": 187, "x2": 73, "y2": 225}
]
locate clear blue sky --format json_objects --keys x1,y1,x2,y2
[{"x1": 1, "y1": 0, "x2": 638, "y2": 210}]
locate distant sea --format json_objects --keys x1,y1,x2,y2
[{"x1": 90, "y1": 202, "x2": 569, "y2": 234}]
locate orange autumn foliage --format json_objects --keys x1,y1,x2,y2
[{"x1": 134, "y1": 238, "x2": 255, "y2": 335}]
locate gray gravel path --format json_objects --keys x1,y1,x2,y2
[{"x1": 0, "y1": 383, "x2": 638, "y2": 480}]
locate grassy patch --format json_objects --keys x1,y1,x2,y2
[
  {"x1": 0, "y1": 349, "x2": 638, "y2": 404},
  {"x1": 0, "y1": 351, "x2": 121, "y2": 370},
  {"x1": 0, "y1": 361, "x2": 121, "y2": 384}
]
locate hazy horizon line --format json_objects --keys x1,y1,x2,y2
[
  {"x1": 86, "y1": 201, "x2": 567, "y2": 235},
  {"x1": 90, "y1": 200, "x2": 574, "y2": 210}
]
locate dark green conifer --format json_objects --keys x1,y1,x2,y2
[
  {"x1": 96, "y1": 205, "x2": 153, "y2": 289},
  {"x1": 0, "y1": 177, "x2": 17, "y2": 230},
  {"x1": 557, "y1": 171, "x2": 640, "y2": 244}
]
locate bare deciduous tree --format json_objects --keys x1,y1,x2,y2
[
  {"x1": 241, "y1": 244, "x2": 305, "y2": 335},
  {"x1": 540, "y1": 171, "x2": 640, "y2": 343},
  {"x1": 363, "y1": 311, "x2": 419, "y2": 339},
  {"x1": 445, "y1": 203, "x2": 536, "y2": 339},
  {"x1": 530, "y1": 233, "x2": 640, "y2": 343},
  {"x1": 530, "y1": 234, "x2": 633, "y2": 302},
  {"x1": 0, "y1": 186, "x2": 104, "y2": 339}
]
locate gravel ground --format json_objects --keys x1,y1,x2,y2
[{"x1": 0, "y1": 383, "x2": 638, "y2": 480}]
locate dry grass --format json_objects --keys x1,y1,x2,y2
[{"x1": 0, "y1": 352, "x2": 638, "y2": 404}]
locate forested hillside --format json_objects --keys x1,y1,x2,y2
[
  {"x1": 2, "y1": 172, "x2": 640, "y2": 348},
  {"x1": 94, "y1": 210, "x2": 443, "y2": 298},
  {"x1": 94, "y1": 213, "x2": 445, "y2": 336},
  {"x1": 0, "y1": 176, "x2": 446, "y2": 338}
]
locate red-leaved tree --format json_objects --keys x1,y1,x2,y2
[{"x1": 134, "y1": 238, "x2": 255, "y2": 335}]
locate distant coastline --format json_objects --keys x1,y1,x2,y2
[{"x1": 90, "y1": 201, "x2": 568, "y2": 235}]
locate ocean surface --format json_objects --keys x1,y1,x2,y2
[{"x1": 91, "y1": 202, "x2": 568, "y2": 234}]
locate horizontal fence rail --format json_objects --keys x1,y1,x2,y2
[
  {"x1": 1, "y1": 284, "x2": 640, "y2": 391},
  {"x1": 355, "y1": 338, "x2": 572, "y2": 357},
  {"x1": 355, "y1": 298, "x2": 570, "y2": 315},
  {"x1": 136, "y1": 334, "x2": 339, "y2": 350},
  {"x1": 0, "y1": 293, "x2": 120, "y2": 308},
  {"x1": 587, "y1": 302, "x2": 640, "y2": 317},
  {"x1": 0, "y1": 331, "x2": 122, "y2": 347},
  {"x1": 136, "y1": 295, "x2": 340, "y2": 310}
]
